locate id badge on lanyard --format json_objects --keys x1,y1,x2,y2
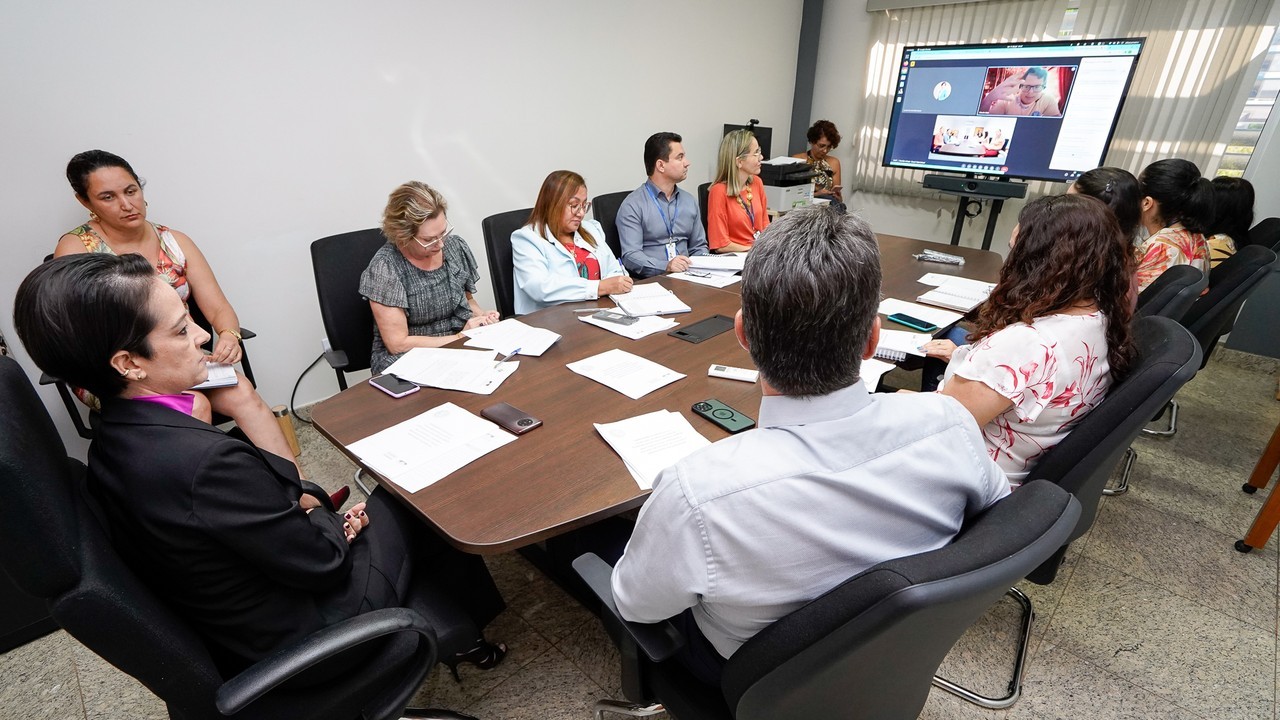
[{"x1": 665, "y1": 241, "x2": 678, "y2": 260}]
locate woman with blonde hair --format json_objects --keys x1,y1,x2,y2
[
  {"x1": 360, "y1": 181, "x2": 500, "y2": 374},
  {"x1": 511, "y1": 170, "x2": 630, "y2": 314},
  {"x1": 706, "y1": 130, "x2": 769, "y2": 253}
]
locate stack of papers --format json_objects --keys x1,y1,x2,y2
[
  {"x1": 669, "y1": 270, "x2": 741, "y2": 288},
  {"x1": 916, "y1": 275, "x2": 994, "y2": 312},
  {"x1": 383, "y1": 347, "x2": 518, "y2": 395},
  {"x1": 878, "y1": 298, "x2": 964, "y2": 328},
  {"x1": 595, "y1": 410, "x2": 711, "y2": 489},
  {"x1": 566, "y1": 349, "x2": 685, "y2": 400},
  {"x1": 462, "y1": 318, "x2": 560, "y2": 356},
  {"x1": 610, "y1": 284, "x2": 691, "y2": 316},
  {"x1": 688, "y1": 255, "x2": 746, "y2": 272},
  {"x1": 192, "y1": 362, "x2": 238, "y2": 390},
  {"x1": 347, "y1": 402, "x2": 517, "y2": 492},
  {"x1": 579, "y1": 314, "x2": 678, "y2": 340}
]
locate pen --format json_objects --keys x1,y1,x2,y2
[
  {"x1": 494, "y1": 348, "x2": 521, "y2": 367},
  {"x1": 572, "y1": 308, "x2": 600, "y2": 314},
  {"x1": 686, "y1": 270, "x2": 712, "y2": 278}
]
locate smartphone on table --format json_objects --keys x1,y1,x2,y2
[
  {"x1": 886, "y1": 313, "x2": 939, "y2": 333},
  {"x1": 369, "y1": 374, "x2": 419, "y2": 398}
]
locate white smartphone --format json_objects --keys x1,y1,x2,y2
[{"x1": 369, "y1": 374, "x2": 419, "y2": 398}]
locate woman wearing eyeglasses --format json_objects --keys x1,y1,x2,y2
[
  {"x1": 707, "y1": 129, "x2": 770, "y2": 253},
  {"x1": 360, "y1": 181, "x2": 501, "y2": 375},
  {"x1": 511, "y1": 170, "x2": 631, "y2": 315}
]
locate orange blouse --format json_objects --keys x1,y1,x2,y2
[{"x1": 707, "y1": 175, "x2": 770, "y2": 252}]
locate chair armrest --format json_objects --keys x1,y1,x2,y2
[
  {"x1": 238, "y1": 326, "x2": 257, "y2": 341},
  {"x1": 323, "y1": 348, "x2": 351, "y2": 372},
  {"x1": 215, "y1": 607, "x2": 436, "y2": 715},
  {"x1": 572, "y1": 553, "x2": 684, "y2": 663}
]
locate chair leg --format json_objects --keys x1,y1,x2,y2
[
  {"x1": 1141, "y1": 399, "x2": 1179, "y2": 437},
  {"x1": 932, "y1": 586, "x2": 1034, "y2": 709},
  {"x1": 399, "y1": 709, "x2": 479, "y2": 720},
  {"x1": 354, "y1": 468, "x2": 375, "y2": 497},
  {"x1": 1103, "y1": 447, "x2": 1137, "y2": 496},
  {"x1": 594, "y1": 700, "x2": 665, "y2": 720}
]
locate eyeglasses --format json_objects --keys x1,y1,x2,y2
[
  {"x1": 567, "y1": 200, "x2": 592, "y2": 216},
  {"x1": 1018, "y1": 83, "x2": 1045, "y2": 92},
  {"x1": 738, "y1": 149, "x2": 764, "y2": 159},
  {"x1": 413, "y1": 224, "x2": 453, "y2": 249}
]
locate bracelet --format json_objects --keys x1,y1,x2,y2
[{"x1": 218, "y1": 328, "x2": 242, "y2": 341}]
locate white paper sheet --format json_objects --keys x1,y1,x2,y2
[
  {"x1": 877, "y1": 329, "x2": 933, "y2": 358},
  {"x1": 579, "y1": 314, "x2": 679, "y2": 340},
  {"x1": 687, "y1": 255, "x2": 746, "y2": 272},
  {"x1": 594, "y1": 410, "x2": 711, "y2": 489},
  {"x1": 668, "y1": 271, "x2": 742, "y2": 288},
  {"x1": 878, "y1": 298, "x2": 964, "y2": 329},
  {"x1": 347, "y1": 402, "x2": 518, "y2": 493},
  {"x1": 191, "y1": 362, "x2": 238, "y2": 390},
  {"x1": 462, "y1": 318, "x2": 561, "y2": 356},
  {"x1": 917, "y1": 274, "x2": 995, "y2": 294},
  {"x1": 860, "y1": 358, "x2": 896, "y2": 391},
  {"x1": 566, "y1": 348, "x2": 686, "y2": 400},
  {"x1": 382, "y1": 347, "x2": 518, "y2": 395},
  {"x1": 610, "y1": 284, "x2": 692, "y2": 316}
]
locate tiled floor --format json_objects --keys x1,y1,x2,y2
[{"x1": 3, "y1": 350, "x2": 1279, "y2": 719}]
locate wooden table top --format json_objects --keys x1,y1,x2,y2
[{"x1": 311, "y1": 235, "x2": 1003, "y2": 554}]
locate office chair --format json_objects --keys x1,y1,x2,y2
[
  {"x1": 574, "y1": 480, "x2": 1079, "y2": 720},
  {"x1": 591, "y1": 191, "x2": 630, "y2": 265},
  {"x1": 310, "y1": 228, "x2": 389, "y2": 392},
  {"x1": 1249, "y1": 217, "x2": 1279, "y2": 251},
  {"x1": 0, "y1": 356, "x2": 473, "y2": 720},
  {"x1": 697, "y1": 182, "x2": 711, "y2": 233},
  {"x1": 1145, "y1": 245, "x2": 1277, "y2": 436},
  {"x1": 480, "y1": 207, "x2": 532, "y2": 318},
  {"x1": 1134, "y1": 264, "x2": 1206, "y2": 322}
]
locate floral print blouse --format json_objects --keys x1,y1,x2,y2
[{"x1": 1136, "y1": 224, "x2": 1209, "y2": 292}]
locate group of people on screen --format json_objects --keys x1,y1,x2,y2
[{"x1": 10, "y1": 125, "x2": 1261, "y2": 702}]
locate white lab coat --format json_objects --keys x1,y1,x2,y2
[{"x1": 511, "y1": 218, "x2": 625, "y2": 315}]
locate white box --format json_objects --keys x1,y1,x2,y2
[{"x1": 763, "y1": 183, "x2": 814, "y2": 213}]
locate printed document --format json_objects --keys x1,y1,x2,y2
[
  {"x1": 382, "y1": 347, "x2": 518, "y2": 395},
  {"x1": 566, "y1": 348, "x2": 686, "y2": 400},
  {"x1": 462, "y1": 318, "x2": 560, "y2": 356},
  {"x1": 687, "y1": 254, "x2": 746, "y2": 272},
  {"x1": 668, "y1": 270, "x2": 741, "y2": 288},
  {"x1": 347, "y1": 402, "x2": 517, "y2": 493},
  {"x1": 595, "y1": 410, "x2": 711, "y2": 489},
  {"x1": 579, "y1": 314, "x2": 679, "y2": 340}
]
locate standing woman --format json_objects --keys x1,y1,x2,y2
[
  {"x1": 511, "y1": 170, "x2": 631, "y2": 315},
  {"x1": 707, "y1": 130, "x2": 769, "y2": 253},
  {"x1": 53, "y1": 150, "x2": 298, "y2": 469},
  {"x1": 1135, "y1": 158, "x2": 1213, "y2": 291},
  {"x1": 361, "y1": 182, "x2": 500, "y2": 375},
  {"x1": 792, "y1": 120, "x2": 845, "y2": 213}
]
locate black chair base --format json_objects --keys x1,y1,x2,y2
[
  {"x1": 594, "y1": 700, "x2": 666, "y2": 720},
  {"x1": 932, "y1": 586, "x2": 1034, "y2": 709}
]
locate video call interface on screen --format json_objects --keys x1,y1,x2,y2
[{"x1": 882, "y1": 39, "x2": 1145, "y2": 183}]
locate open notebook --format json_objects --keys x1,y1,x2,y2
[
  {"x1": 873, "y1": 330, "x2": 932, "y2": 363},
  {"x1": 916, "y1": 277, "x2": 994, "y2": 313}
]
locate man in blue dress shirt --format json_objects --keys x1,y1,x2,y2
[
  {"x1": 616, "y1": 132, "x2": 710, "y2": 278},
  {"x1": 610, "y1": 206, "x2": 1009, "y2": 686}
]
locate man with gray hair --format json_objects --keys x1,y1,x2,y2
[{"x1": 610, "y1": 206, "x2": 1009, "y2": 685}]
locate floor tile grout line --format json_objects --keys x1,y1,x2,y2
[{"x1": 1041, "y1": 642, "x2": 1214, "y2": 720}]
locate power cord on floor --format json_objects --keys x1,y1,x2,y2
[{"x1": 290, "y1": 353, "x2": 326, "y2": 425}]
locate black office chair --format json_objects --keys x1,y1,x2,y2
[
  {"x1": 0, "y1": 356, "x2": 472, "y2": 720},
  {"x1": 591, "y1": 191, "x2": 630, "y2": 265},
  {"x1": 1249, "y1": 216, "x2": 1279, "y2": 251},
  {"x1": 37, "y1": 264, "x2": 259, "y2": 440},
  {"x1": 1134, "y1": 264, "x2": 1206, "y2": 322},
  {"x1": 310, "y1": 228, "x2": 389, "y2": 392},
  {"x1": 1145, "y1": 245, "x2": 1277, "y2": 436},
  {"x1": 480, "y1": 207, "x2": 532, "y2": 318},
  {"x1": 697, "y1": 182, "x2": 712, "y2": 233},
  {"x1": 574, "y1": 480, "x2": 1079, "y2": 720}
]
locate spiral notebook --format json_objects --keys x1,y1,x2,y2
[
  {"x1": 916, "y1": 278, "x2": 994, "y2": 312},
  {"x1": 873, "y1": 330, "x2": 932, "y2": 362}
]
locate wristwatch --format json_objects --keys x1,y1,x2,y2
[{"x1": 218, "y1": 328, "x2": 242, "y2": 341}]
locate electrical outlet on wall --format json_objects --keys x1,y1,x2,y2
[{"x1": 320, "y1": 337, "x2": 332, "y2": 354}]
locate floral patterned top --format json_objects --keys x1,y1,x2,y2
[
  {"x1": 68, "y1": 222, "x2": 190, "y2": 302},
  {"x1": 940, "y1": 312, "x2": 1112, "y2": 484},
  {"x1": 1135, "y1": 224, "x2": 1209, "y2": 292}
]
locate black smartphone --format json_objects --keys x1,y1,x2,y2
[
  {"x1": 692, "y1": 399, "x2": 755, "y2": 433},
  {"x1": 369, "y1": 374, "x2": 419, "y2": 398},
  {"x1": 886, "y1": 313, "x2": 939, "y2": 333},
  {"x1": 669, "y1": 314, "x2": 735, "y2": 344},
  {"x1": 481, "y1": 402, "x2": 543, "y2": 435}
]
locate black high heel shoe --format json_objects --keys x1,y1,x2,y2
[{"x1": 443, "y1": 639, "x2": 508, "y2": 682}]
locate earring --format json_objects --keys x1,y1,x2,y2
[
  {"x1": 89, "y1": 211, "x2": 99, "y2": 222},
  {"x1": 119, "y1": 367, "x2": 130, "y2": 378}
]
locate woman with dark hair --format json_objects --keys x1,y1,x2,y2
[
  {"x1": 511, "y1": 170, "x2": 631, "y2": 315},
  {"x1": 792, "y1": 120, "x2": 845, "y2": 212},
  {"x1": 53, "y1": 150, "x2": 297, "y2": 471},
  {"x1": 924, "y1": 194, "x2": 1136, "y2": 484},
  {"x1": 1205, "y1": 176, "x2": 1255, "y2": 267},
  {"x1": 13, "y1": 253, "x2": 507, "y2": 682},
  {"x1": 1135, "y1": 158, "x2": 1213, "y2": 291},
  {"x1": 1069, "y1": 166, "x2": 1142, "y2": 240}
]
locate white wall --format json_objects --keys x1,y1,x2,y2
[{"x1": 0, "y1": 0, "x2": 803, "y2": 456}]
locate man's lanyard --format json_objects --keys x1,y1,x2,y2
[{"x1": 645, "y1": 182, "x2": 679, "y2": 239}]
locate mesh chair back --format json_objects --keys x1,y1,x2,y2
[
  {"x1": 1249, "y1": 217, "x2": 1279, "y2": 251},
  {"x1": 592, "y1": 191, "x2": 630, "y2": 263},
  {"x1": 1181, "y1": 244, "x2": 1277, "y2": 368},
  {"x1": 722, "y1": 481, "x2": 1079, "y2": 720},
  {"x1": 1135, "y1": 264, "x2": 1206, "y2": 322},
  {"x1": 309, "y1": 229, "x2": 388, "y2": 376},
  {"x1": 697, "y1": 182, "x2": 711, "y2": 233},
  {"x1": 481, "y1": 208, "x2": 532, "y2": 318},
  {"x1": 1021, "y1": 316, "x2": 1200, "y2": 582}
]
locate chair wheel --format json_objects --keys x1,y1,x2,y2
[
  {"x1": 1242, "y1": 484, "x2": 1258, "y2": 494},
  {"x1": 1235, "y1": 540, "x2": 1254, "y2": 553}
]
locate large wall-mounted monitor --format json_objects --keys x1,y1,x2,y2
[{"x1": 881, "y1": 38, "x2": 1145, "y2": 183}]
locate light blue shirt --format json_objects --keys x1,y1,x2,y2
[
  {"x1": 511, "y1": 218, "x2": 625, "y2": 315},
  {"x1": 611, "y1": 381, "x2": 1010, "y2": 658},
  {"x1": 616, "y1": 181, "x2": 709, "y2": 278}
]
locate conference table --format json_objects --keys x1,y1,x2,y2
[{"x1": 310, "y1": 234, "x2": 1003, "y2": 555}]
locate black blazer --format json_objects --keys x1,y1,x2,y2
[{"x1": 87, "y1": 399, "x2": 366, "y2": 668}]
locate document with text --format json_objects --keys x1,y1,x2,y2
[
  {"x1": 566, "y1": 348, "x2": 686, "y2": 400},
  {"x1": 579, "y1": 314, "x2": 679, "y2": 340},
  {"x1": 595, "y1": 410, "x2": 711, "y2": 489},
  {"x1": 462, "y1": 318, "x2": 561, "y2": 356},
  {"x1": 382, "y1": 347, "x2": 518, "y2": 395}
]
